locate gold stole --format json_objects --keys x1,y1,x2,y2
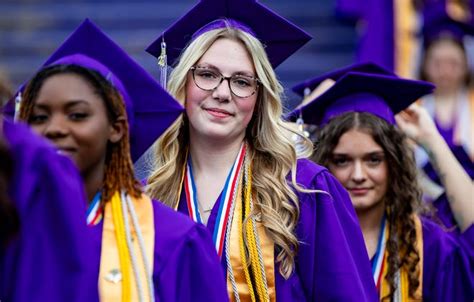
[
  {"x1": 98, "y1": 193, "x2": 155, "y2": 301},
  {"x1": 394, "y1": 0, "x2": 418, "y2": 78},
  {"x1": 380, "y1": 215, "x2": 424, "y2": 301},
  {"x1": 227, "y1": 180, "x2": 276, "y2": 302}
]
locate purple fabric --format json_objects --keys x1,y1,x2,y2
[
  {"x1": 421, "y1": 119, "x2": 474, "y2": 260},
  {"x1": 287, "y1": 69, "x2": 434, "y2": 126},
  {"x1": 435, "y1": 118, "x2": 455, "y2": 148},
  {"x1": 178, "y1": 158, "x2": 378, "y2": 301},
  {"x1": 357, "y1": 0, "x2": 395, "y2": 71},
  {"x1": 191, "y1": 19, "x2": 256, "y2": 40},
  {"x1": 421, "y1": 217, "x2": 473, "y2": 301},
  {"x1": 320, "y1": 93, "x2": 395, "y2": 125},
  {"x1": 146, "y1": 0, "x2": 312, "y2": 68},
  {"x1": 368, "y1": 217, "x2": 473, "y2": 300},
  {"x1": 422, "y1": 2, "x2": 474, "y2": 48},
  {"x1": 89, "y1": 199, "x2": 228, "y2": 301},
  {"x1": 0, "y1": 120, "x2": 98, "y2": 302},
  {"x1": 429, "y1": 194, "x2": 474, "y2": 261},
  {"x1": 335, "y1": 0, "x2": 395, "y2": 71},
  {"x1": 292, "y1": 62, "x2": 394, "y2": 97},
  {"x1": 459, "y1": 224, "x2": 474, "y2": 259},
  {"x1": 335, "y1": 0, "x2": 364, "y2": 22},
  {"x1": 422, "y1": 118, "x2": 474, "y2": 184}
]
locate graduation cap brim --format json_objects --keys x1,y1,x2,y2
[
  {"x1": 287, "y1": 72, "x2": 435, "y2": 125},
  {"x1": 146, "y1": 0, "x2": 312, "y2": 68},
  {"x1": 10, "y1": 19, "x2": 183, "y2": 162},
  {"x1": 292, "y1": 62, "x2": 394, "y2": 97}
]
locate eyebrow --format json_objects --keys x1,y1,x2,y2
[
  {"x1": 332, "y1": 151, "x2": 385, "y2": 157},
  {"x1": 33, "y1": 100, "x2": 90, "y2": 110},
  {"x1": 197, "y1": 63, "x2": 256, "y2": 78}
]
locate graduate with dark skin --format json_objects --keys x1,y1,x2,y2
[
  {"x1": 16, "y1": 19, "x2": 228, "y2": 302},
  {"x1": 1, "y1": 92, "x2": 97, "y2": 302}
]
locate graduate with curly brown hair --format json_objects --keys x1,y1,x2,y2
[{"x1": 290, "y1": 63, "x2": 472, "y2": 301}]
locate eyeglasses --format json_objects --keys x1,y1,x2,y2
[{"x1": 190, "y1": 66, "x2": 259, "y2": 98}]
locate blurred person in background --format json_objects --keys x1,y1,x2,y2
[{"x1": 417, "y1": 5, "x2": 474, "y2": 234}]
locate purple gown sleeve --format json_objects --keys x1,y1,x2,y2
[
  {"x1": 422, "y1": 218, "x2": 473, "y2": 301},
  {"x1": 1, "y1": 121, "x2": 98, "y2": 302},
  {"x1": 151, "y1": 200, "x2": 229, "y2": 302},
  {"x1": 460, "y1": 224, "x2": 474, "y2": 259},
  {"x1": 294, "y1": 159, "x2": 378, "y2": 301}
]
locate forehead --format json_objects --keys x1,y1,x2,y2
[
  {"x1": 197, "y1": 37, "x2": 255, "y2": 74},
  {"x1": 333, "y1": 128, "x2": 383, "y2": 154},
  {"x1": 34, "y1": 73, "x2": 100, "y2": 104},
  {"x1": 428, "y1": 39, "x2": 466, "y2": 58}
]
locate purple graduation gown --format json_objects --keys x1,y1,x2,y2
[
  {"x1": 0, "y1": 120, "x2": 98, "y2": 302},
  {"x1": 335, "y1": 0, "x2": 396, "y2": 72},
  {"x1": 422, "y1": 118, "x2": 474, "y2": 258},
  {"x1": 178, "y1": 158, "x2": 378, "y2": 301},
  {"x1": 368, "y1": 217, "x2": 473, "y2": 300},
  {"x1": 421, "y1": 218, "x2": 473, "y2": 301},
  {"x1": 89, "y1": 199, "x2": 228, "y2": 302}
]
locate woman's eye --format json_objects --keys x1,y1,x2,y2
[
  {"x1": 367, "y1": 156, "x2": 383, "y2": 166},
  {"x1": 69, "y1": 112, "x2": 88, "y2": 121},
  {"x1": 331, "y1": 157, "x2": 349, "y2": 167},
  {"x1": 232, "y1": 77, "x2": 251, "y2": 87},
  {"x1": 197, "y1": 70, "x2": 218, "y2": 79},
  {"x1": 29, "y1": 114, "x2": 48, "y2": 124}
]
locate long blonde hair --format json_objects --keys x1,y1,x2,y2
[{"x1": 146, "y1": 23, "x2": 312, "y2": 278}]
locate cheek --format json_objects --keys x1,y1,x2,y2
[
  {"x1": 30, "y1": 124, "x2": 46, "y2": 136},
  {"x1": 236, "y1": 98, "x2": 257, "y2": 122},
  {"x1": 329, "y1": 167, "x2": 351, "y2": 186},
  {"x1": 185, "y1": 81, "x2": 207, "y2": 116},
  {"x1": 372, "y1": 166, "x2": 388, "y2": 189}
]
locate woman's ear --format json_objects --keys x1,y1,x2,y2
[{"x1": 108, "y1": 116, "x2": 126, "y2": 143}]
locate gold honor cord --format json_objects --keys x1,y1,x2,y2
[
  {"x1": 238, "y1": 158, "x2": 270, "y2": 302},
  {"x1": 111, "y1": 192, "x2": 132, "y2": 301}
]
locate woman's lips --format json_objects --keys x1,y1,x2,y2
[
  {"x1": 348, "y1": 187, "x2": 370, "y2": 195},
  {"x1": 204, "y1": 107, "x2": 233, "y2": 118}
]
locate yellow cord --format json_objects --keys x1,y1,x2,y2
[
  {"x1": 239, "y1": 169, "x2": 257, "y2": 302},
  {"x1": 238, "y1": 160, "x2": 270, "y2": 302},
  {"x1": 244, "y1": 163, "x2": 269, "y2": 302},
  {"x1": 110, "y1": 191, "x2": 132, "y2": 302}
]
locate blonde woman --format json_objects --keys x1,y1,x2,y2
[{"x1": 145, "y1": 1, "x2": 377, "y2": 301}]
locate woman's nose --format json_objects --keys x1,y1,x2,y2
[{"x1": 351, "y1": 161, "x2": 367, "y2": 183}]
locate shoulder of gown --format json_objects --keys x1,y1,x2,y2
[
  {"x1": 151, "y1": 200, "x2": 229, "y2": 302},
  {"x1": 421, "y1": 217, "x2": 473, "y2": 301},
  {"x1": 1, "y1": 120, "x2": 98, "y2": 302}
]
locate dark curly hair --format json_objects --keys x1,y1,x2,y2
[
  {"x1": 0, "y1": 134, "x2": 19, "y2": 247},
  {"x1": 18, "y1": 64, "x2": 141, "y2": 203},
  {"x1": 312, "y1": 112, "x2": 424, "y2": 301}
]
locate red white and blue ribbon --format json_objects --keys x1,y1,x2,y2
[
  {"x1": 86, "y1": 191, "x2": 103, "y2": 226},
  {"x1": 372, "y1": 216, "x2": 387, "y2": 290},
  {"x1": 184, "y1": 143, "x2": 246, "y2": 257}
]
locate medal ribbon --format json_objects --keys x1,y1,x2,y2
[
  {"x1": 86, "y1": 191, "x2": 103, "y2": 226},
  {"x1": 372, "y1": 216, "x2": 387, "y2": 290},
  {"x1": 184, "y1": 143, "x2": 246, "y2": 257}
]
